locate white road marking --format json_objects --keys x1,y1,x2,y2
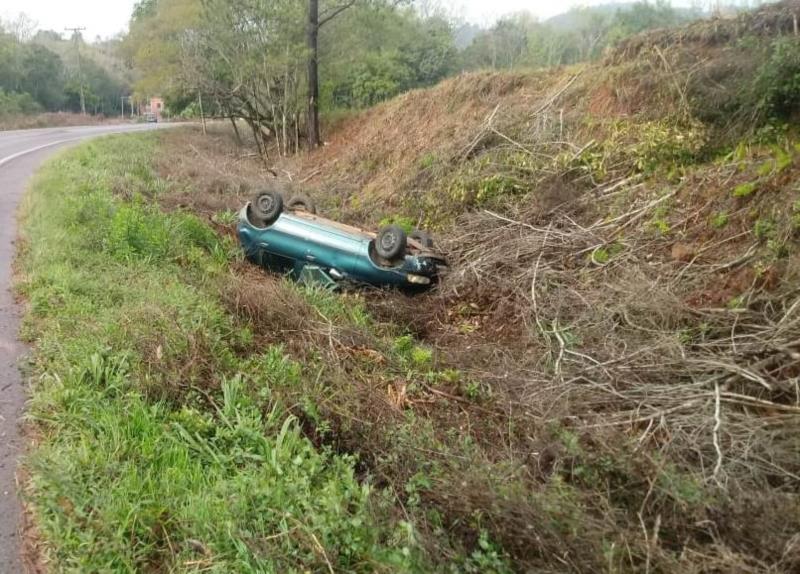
[
  {"x1": 0, "y1": 137, "x2": 84, "y2": 168},
  {"x1": 0, "y1": 124, "x2": 163, "y2": 168}
]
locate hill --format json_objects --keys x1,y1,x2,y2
[
  {"x1": 544, "y1": 1, "x2": 701, "y2": 31},
  {"x1": 56, "y1": 0, "x2": 800, "y2": 570},
  {"x1": 255, "y1": 1, "x2": 797, "y2": 569}
]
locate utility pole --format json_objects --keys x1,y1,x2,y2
[{"x1": 65, "y1": 27, "x2": 86, "y2": 115}]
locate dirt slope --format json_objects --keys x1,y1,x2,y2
[{"x1": 152, "y1": 2, "x2": 800, "y2": 570}]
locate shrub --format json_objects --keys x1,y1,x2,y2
[
  {"x1": 0, "y1": 88, "x2": 42, "y2": 117},
  {"x1": 379, "y1": 215, "x2": 416, "y2": 234},
  {"x1": 754, "y1": 37, "x2": 800, "y2": 121},
  {"x1": 107, "y1": 204, "x2": 173, "y2": 261}
]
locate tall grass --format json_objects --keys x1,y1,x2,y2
[{"x1": 17, "y1": 135, "x2": 418, "y2": 572}]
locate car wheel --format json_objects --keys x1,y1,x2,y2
[
  {"x1": 376, "y1": 225, "x2": 407, "y2": 261},
  {"x1": 410, "y1": 230, "x2": 434, "y2": 248},
  {"x1": 286, "y1": 194, "x2": 316, "y2": 214},
  {"x1": 250, "y1": 189, "x2": 283, "y2": 226}
]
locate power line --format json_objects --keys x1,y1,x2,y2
[{"x1": 64, "y1": 27, "x2": 86, "y2": 115}]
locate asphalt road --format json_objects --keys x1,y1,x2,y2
[{"x1": 0, "y1": 123, "x2": 166, "y2": 573}]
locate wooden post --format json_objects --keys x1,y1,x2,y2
[{"x1": 198, "y1": 92, "x2": 207, "y2": 135}]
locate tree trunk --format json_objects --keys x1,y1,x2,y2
[
  {"x1": 198, "y1": 92, "x2": 207, "y2": 136},
  {"x1": 229, "y1": 115, "x2": 242, "y2": 145},
  {"x1": 306, "y1": 0, "x2": 320, "y2": 149}
]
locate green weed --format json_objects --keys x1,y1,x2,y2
[
  {"x1": 18, "y1": 134, "x2": 419, "y2": 572},
  {"x1": 711, "y1": 212, "x2": 729, "y2": 228},
  {"x1": 792, "y1": 200, "x2": 800, "y2": 232},
  {"x1": 379, "y1": 215, "x2": 416, "y2": 234},
  {"x1": 393, "y1": 334, "x2": 433, "y2": 370},
  {"x1": 459, "y1": 530, "x2": 513, "y2": 574},
  {"x1": 733, "y1": 181, "x2": 758, "y2": 197},
  {"x1": 419, "y1": 152, "x2": 437, "y2": 170},
  {"x1": 590, "y1": 242, "x2": 624, "y2": 264},
  {"x1": 754, "y1": 218, "x2": 776, "y2": 240},
  {"x1": 727, "y1": 295, "x2": 746, "y2": 310}
]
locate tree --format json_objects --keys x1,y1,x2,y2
[
  {"x1": 124, "y1": 0, "x2": 455, "y2": 154},
  {"x1": 0, "y1": 14, "x2": 128, "y2": 117},
  {"x1": 458, "y1": 2, "x2": 695, "y2": 73},
  {"x1": 318, "y1": 4, "x2": 456, "y2": 109},
  {"x1": 20, "y1": 44, "x2": 65, "y2": 110},
  {"x1": 307, "y1": 0, "x2": 358, "y2": 148}
]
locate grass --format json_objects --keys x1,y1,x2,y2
[
  {"x1": 102, "y1": 123, "x2": 800, "y2": 573},
  {"x1": 0, "y1": 112, "x2": 111, "y2": 131},
  {"x1": 17, "y1": 53, "x2": 800, "y2": 568},
  {"x1": 17, "y1": 135, "x2": 419, "y2": 572}
]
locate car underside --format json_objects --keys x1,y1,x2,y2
[{"x1": 237, "y1": 187, "x2": 446, "y2": 290}]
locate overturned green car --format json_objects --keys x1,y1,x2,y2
[{"x1": 237, "y1": 188, "x2": 447, "y2": 289}]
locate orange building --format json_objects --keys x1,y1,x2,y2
[{"x1": 149, "y1": 97, "x2": 164, "y2": 120}]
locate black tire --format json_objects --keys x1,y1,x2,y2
[
  {"x1": 250, "y1": 189, "x2": 283, "y2": 226},
  {"x1": 286, "y1": 194, "x2": 317, "y2": 214},
  {"x1": 410, "y1": 229, "x2": 434, "y2": 248},
  {"x1": 376, "y1": 225, "x2": 407, "y2": 261}
]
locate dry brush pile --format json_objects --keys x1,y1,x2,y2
[
  {"x1": 277, "y1": 4, "x2": 800, "y2": 568},
  {"x1": 147, "y1": 4, "x2": 800, "y2": 569}
]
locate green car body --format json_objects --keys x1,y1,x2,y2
[{"x1": 237, "y1": 205, "x2": 446, "y2": 289}]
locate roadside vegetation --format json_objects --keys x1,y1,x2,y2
[
  {"x1": 18, "y1": 136, "x2": 424, "y2": 571},
  {"x1": 0, "y1": 15, "x2": 131, "y2": 127},
  {"x1": 124, "y1": 0, "x2": 711, "y2": 152},
  {"x1": 17, "y1": 1, "x2": 800, "y2": 572},
  {"x1": 1, "y1": 0, "x2": 702, "y2": 132}
]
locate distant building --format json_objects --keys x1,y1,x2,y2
[
  {"x1": 138, "y1": 97, "x2": 165, "y2": 120},
  {"x1": 148, "y1": 97, "x2": 165, "y2": 120}
]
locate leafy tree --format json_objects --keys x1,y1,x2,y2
[
  {"x1": 125, "y1": 0, "x2": 202, "y2": 105},
  {"x1": 459, "y1": 2, "x2": 698, "y2": 72},
  {"x1": 349, "y1": 52, "x2": 413, "y2": 107},
  {"x1": 319, "y1": 5, "x2": 456, "y2": 109},
  {"x1": 20, "y1": 44, "x2": 66, "y2": 110},
  {"x1": 125, "y1": 0, "x2": 454, "y2": 151},
  {"x1": 753, "y1": 37, "x2": 800, "y2": 121},
  {"x1": 0, "y1": 89, "x2": 41, "y2": 117},
  {"x1": 0, "y1": 15, "x2": 129, "y2": 117}
]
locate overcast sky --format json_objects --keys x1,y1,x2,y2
[{"x1": 1, "y1": 0, "x2": 705, "y2": 40}]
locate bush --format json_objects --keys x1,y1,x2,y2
[
  {"x1": 0, "y1": 88, "x2": 42, "y2": 117},
  {"x1": 754, "y1": 37, "x2": 800, "y2": 121}
]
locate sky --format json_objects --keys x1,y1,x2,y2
[
  {"x1": 1, "y1": 0, "x2": 705, "y2": 41},
  {"x1": 1, "y1": 0, "x2": 139, "y2": 41}
]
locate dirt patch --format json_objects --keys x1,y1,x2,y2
[{"x1": 152, "y1": 125, "x2": 273, "y2": 217}]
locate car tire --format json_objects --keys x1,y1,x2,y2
[
  {"x1": 286, "y1": 194, "x2": 316, "y2": 214},
  {"x1": 410, "y1": 230, "x2": 434, "y2": 248},
  {"x1": 250, "y1": 189, "x2": 283, "y2": 226},
  {"x1": 376, "y1": 225, "x2": 407, "y2": 261}
]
